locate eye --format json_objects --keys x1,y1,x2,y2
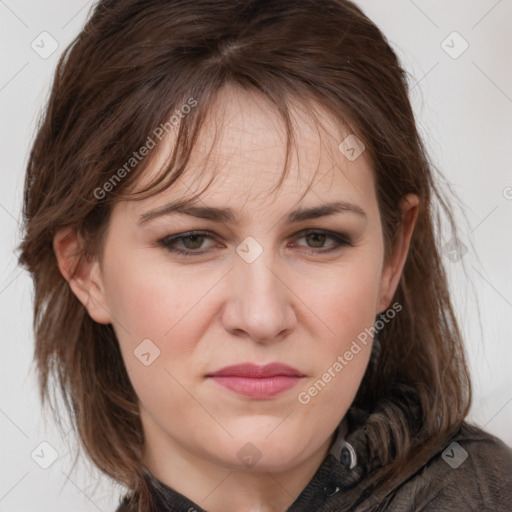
[
  {"x1": 159, "y1": 231, "x2": 218, "y2": 255},
  {"x1": 289, "y1": 229, "x2": 353, "y2": 254},
  {"x1": 158, "y1": 229, "x2": 353, "y2": 256}
]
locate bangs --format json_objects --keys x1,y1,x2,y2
[{"x1": 114, "y1": 82, "x2": 366, "y2": 213}]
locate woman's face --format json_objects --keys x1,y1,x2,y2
[{"x1": 61, "y1": 86, "x2": 416, "y2": 475}]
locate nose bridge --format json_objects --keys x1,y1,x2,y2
[
  {"x1": 237, "y1": 236, "x2": 282, "y2": 310},
  {"x1": 239, "y1": 240, "x2": 277, "y2": 296},
  {"x1": 225, "y1": 235, "x2": 294, "y2": 341}
]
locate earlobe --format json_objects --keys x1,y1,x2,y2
[
  {"x1": 53, "y1": 228, "x2": 112, "y2": 325},
  {"x1": 377, "y1": 194, "x2": 420, "y2": 313}
]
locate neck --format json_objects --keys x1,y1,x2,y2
[{"x1": 141, "y1": 413, "x2": 349, "y2": 512}]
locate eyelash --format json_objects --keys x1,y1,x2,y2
[{"x1": 158, "y1": 229, "x2": 353, "y2": 256}]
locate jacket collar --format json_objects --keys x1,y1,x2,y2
[{"x1": 136, "y1": 405, "x2": 385, "y2": 512}]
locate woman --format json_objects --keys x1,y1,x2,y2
[{"x1": 18, "y1": 0, "x2": 512, "y2": 511}]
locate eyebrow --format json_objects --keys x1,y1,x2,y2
[{"x1": 138, "y1": 199, "x2": 367, "y2": 225}]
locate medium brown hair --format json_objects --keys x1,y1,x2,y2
[{"x1": 19, "y1": 0, "x2": 471, "y2": 509}]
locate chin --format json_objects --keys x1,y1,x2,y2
[{"x1": 209, "y1": 431, "x2": 314, "y2": 473}]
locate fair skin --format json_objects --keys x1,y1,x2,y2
[{"x1": 54, "y1": 85, "x2": 419, "y2": 512}]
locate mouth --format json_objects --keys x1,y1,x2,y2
[{"x1": 206, "y1": 363, "x2": 305, "y2": 399}]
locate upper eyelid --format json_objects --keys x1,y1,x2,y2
[
  {"x1": 162, "y1": 228, "x2": 345, "y2": 240},
  {"x1": 160, "y1": 229, "x2": 351, "y2": 248}
]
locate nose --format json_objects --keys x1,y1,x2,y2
[{"x1": 220, "y1": 244, "x2": 296, "y2": 345}]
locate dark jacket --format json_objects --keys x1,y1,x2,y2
[{"x1": 116, "y1": 406, "x2": 512, "y2": 511}]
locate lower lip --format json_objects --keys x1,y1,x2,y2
[{"x1": 208, "y1": 376, "x2": 302, "y2": 399}]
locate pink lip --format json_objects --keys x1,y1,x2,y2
[{"x1": 206, "y1": 363, "x2": 304, "y2": 399}]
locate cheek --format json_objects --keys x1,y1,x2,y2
[
  {"x1": 293, "y1": 248, "x2": 383, "y2": 402},
  {"x1": 101, "y1": 247, "x2": 215, "y2": 395},
  {"x1": 304, "y1": 251, "x2": 383, "y2": 341},
  {"x1": 102, "y1": 247, "x2": 195, "y2": 339},
  {"x1": 102, "y1": 253, "x2": 201, "y2": 415},
  {"x1": 294, "y1": 272, "x2": 380, "y2": 422}
]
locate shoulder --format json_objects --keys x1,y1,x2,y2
[{"x1": 379, "y1": 422, "x2": 512, "y2": 511}]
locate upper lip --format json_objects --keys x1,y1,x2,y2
[{"x1": 206, "y1": 363, "x2": 304, "y2": 378}]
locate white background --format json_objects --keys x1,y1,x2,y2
[{"x1": 1, "y1": 1, "x2": 511, "y2": 510}]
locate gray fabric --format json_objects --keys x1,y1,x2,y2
[{"x1": 332, "y1": 421, "x2": 512, "y2": 511}]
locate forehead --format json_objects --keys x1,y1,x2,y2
[{"x1": 127, "y1": 85, "x2": 376, "y2": 218}]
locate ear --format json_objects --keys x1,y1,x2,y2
[
  {"x1": 53, "y1": 228, "x2": 112, "y2": 324},
  {"x1": 377, "y1": 194, "x2": 419, "y2": 313}
]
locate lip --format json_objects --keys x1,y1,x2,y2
[
  {"x1": 206, "y1": 363, "x2": 305, "y2": 399},
  {"x1": 208, "y1": 363, "x2": 304, "y2": 378}
]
